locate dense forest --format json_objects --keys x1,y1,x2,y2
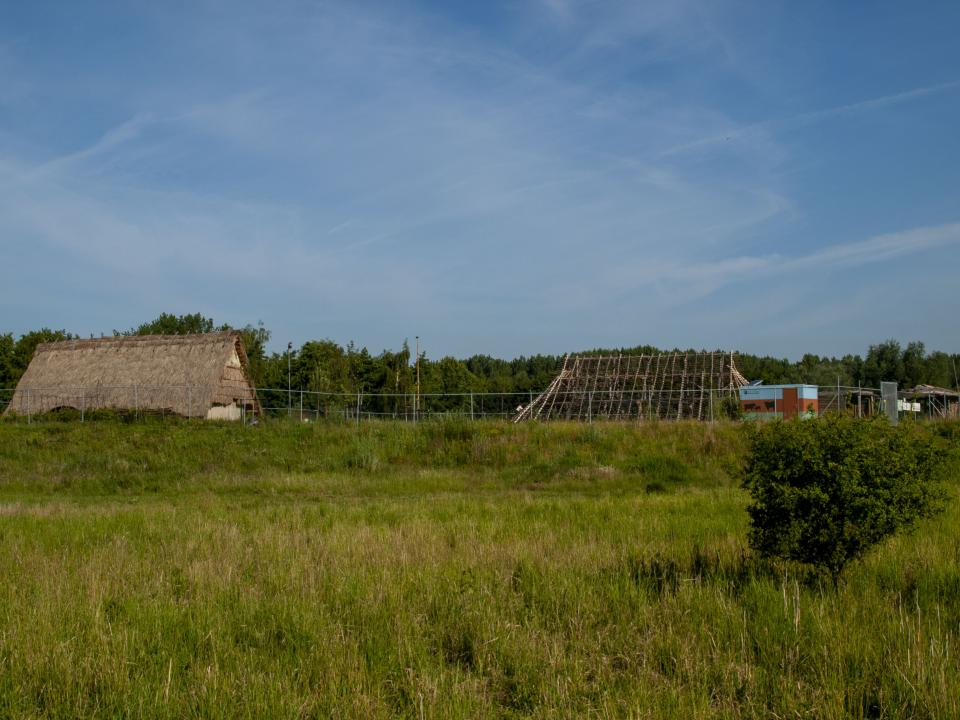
[{"x1": 2, "y1": 314, "x2": 958, "y2": 404}]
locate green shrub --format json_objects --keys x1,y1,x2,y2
[
  {"x1": 717, "y1": 396, "x2": 743, "y2": 420},
  {"x1": 742, "y1": 416, "x2": 946, "y2": 583}
]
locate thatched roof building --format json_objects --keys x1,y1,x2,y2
[{"x1": 4, "y1": 332, "x2": 260, "y2": 419}]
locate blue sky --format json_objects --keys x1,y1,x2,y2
[{"x1": 1, "y1": 0, "x2": 959, "y2": 359}]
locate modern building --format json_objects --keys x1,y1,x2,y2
[{"x1": 739, "y1": 383, "x2": 818, "y2": 420}]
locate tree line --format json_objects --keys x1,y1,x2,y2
[{"x1": 2, "y1": 314, "x2": 958, "y2": 407}]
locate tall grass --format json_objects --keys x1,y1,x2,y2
[
  {"x1": 0, "y1": 418, "x2": 956, "y2": 718},
  {"x1": 0, "y1": 418, "x2": 746, "y2": 496}
]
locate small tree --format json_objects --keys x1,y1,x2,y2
[{"x1": 742, "y1": 415, "x2": 946, "y2": 583}]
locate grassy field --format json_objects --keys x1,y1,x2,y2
[{"x1": 0, "y1": 418, "x2": 957, "y2": 718}]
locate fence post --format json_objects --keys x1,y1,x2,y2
[
  {"x1": 588, "y1": 391, "x2": 593, "y2": 424},
  {"x1": 356, "y1": 392, "x2": 361, "y2": 427},
  {"x1": 300, "y1": 389, "x2": 303, "y2": 422},
  {"x1": 710, "y1": 388, "x2": 714, "y2": 422},
  {"x1": 470, "y1": 392, "x2": 474, "y2": 421}
]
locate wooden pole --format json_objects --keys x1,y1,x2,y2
[{"x1": 414, "y1": 337, "x2": 420, "y2": 423}]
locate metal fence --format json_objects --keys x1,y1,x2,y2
[
  {"x1": 0, "y1": 385, "x2": 539, "y2": 423},
  {"x1": 255, "y1": 387, "x2": 540, "y2": 422},
  {"x1": 0, "y1": 384, "x2": 955, "y2": 423}
]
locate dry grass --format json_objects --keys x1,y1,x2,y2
[{"x1": 0, "y1": 418, "x2": 956, "y2": 718}]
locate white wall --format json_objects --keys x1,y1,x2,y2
[{"x1": 206, "y1": 403, "x2": 242, "y2": 421}]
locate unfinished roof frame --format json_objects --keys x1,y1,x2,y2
[{"x1": 514, "y1": 351, "x2": 748, "y2": 422}]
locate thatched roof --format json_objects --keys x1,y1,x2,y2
[{"x1": 4, "y1": 331, "x2": 260, "y2": 417}]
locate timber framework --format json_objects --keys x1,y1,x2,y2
[{"x1": 514, "y1": 352, "x2": 748, "y2": 422}]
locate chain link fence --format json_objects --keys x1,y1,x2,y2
[
  {"x1": 0, "y1": 384, "x2": 955, "y2": 423},
  {"x1": 256, "y1": 387, "x2": 539, "y2": 422},
  {"x1": 0, "y1": 385, "x2": 537, "y2": 423}
]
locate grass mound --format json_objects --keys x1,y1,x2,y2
[
  {"x1": 0, "y1": 418, "x2": 956, "y2": 717},
  {"x1": 0, "y1": 418, "x2": 747, "y2": 495}
]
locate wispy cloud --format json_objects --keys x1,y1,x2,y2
[
  {"x1": 1, "y1": 0, "x2": 958, "y2": 355},
  {"x1": 326, "y1": 219, "x2": 353, "y2": 235},
  {"x1": 661, "y1": 79, "x2": 960, "y2": 157},
  {"x1": 786, "y1": 222, "x2": 960, "y2": 269},
  {"x1": 20, "y1": 113, "x2": 154, "y2": 182},
  {"x1": 608, "y1": 221, "x2": 960, "y2": 301}
]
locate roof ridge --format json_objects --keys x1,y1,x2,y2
[{"x1": 35, "y1": 331, "x2": 238, "y2": 353}]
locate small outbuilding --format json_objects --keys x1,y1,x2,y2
[
  {"x1": 4, "y1": 331, "x2": 261, "y2": 420},
  {"x1": 903, "y1": 384, "x2": 960, "y2": 419},
  {"x1": 739, "y1": 383, "x2": 818, "y2": 420}
]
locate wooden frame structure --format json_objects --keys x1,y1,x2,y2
[
  {"x1": 903, "y1": 384, "x2": 960, "y2": 419},
  {"x1": 514, "y1": 352, "x2": 748, "y2": 422}
]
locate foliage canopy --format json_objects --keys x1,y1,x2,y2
[
  {"x1": 3, "y1": 313, "x2": 959, "y2": 401},
  {"x1": 743, "y1": 416, "x2": 947, "y2": 582}
]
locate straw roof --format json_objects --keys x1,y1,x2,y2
[{"x1": 4, "y1": 332, "x2": 260, "y2": 418}]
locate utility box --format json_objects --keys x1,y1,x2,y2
[
  {"x1": 881, "y1": 382, "x2": 898, "y2": 426},
  {"x1": 739, "y1": 384, "x2": 819, "y2": 420}
]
